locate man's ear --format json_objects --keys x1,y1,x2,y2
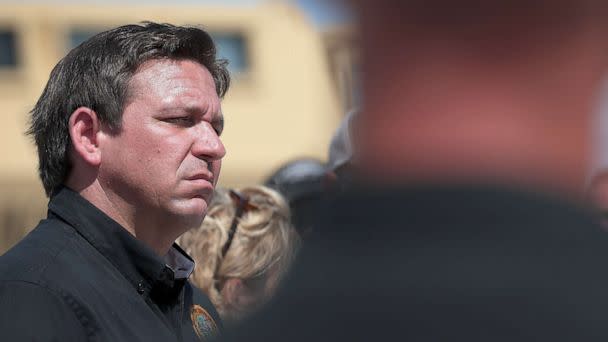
[{"x1": 68, "y1": 107, "x2": 102, "y2": 167}]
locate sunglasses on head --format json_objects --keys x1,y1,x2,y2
[{"x1": 220, "y1": 189, "x2": 258, "y2": 258}]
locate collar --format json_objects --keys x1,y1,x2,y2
[
  {"x1": 164, "y1": 244, "x2": 195, "y2": 279},
  {"x1": 48, "y1": 186, "x2": 195, "y2": 300}
]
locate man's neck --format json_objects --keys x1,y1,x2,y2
[
  {"x1": 66, "y1": 180, "x2": 176, "y2": 256},
  {"x1": 358, "y1": 111, "x2": 589, "y2": 198}
]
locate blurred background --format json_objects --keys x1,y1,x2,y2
[{"x1": 0, "y1": 0, "x2": 358, "y2": 252}]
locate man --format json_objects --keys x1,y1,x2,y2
[
  {"x1": 226, "y1": 1, "x2": 608, "y2": 340},
  {"x1": 0, "y1": 22, "x2": 229, "y2": 341}
]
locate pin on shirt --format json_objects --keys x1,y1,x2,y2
[{"x1": 191, "y1": 304, "x2": 219, "y2": 340}]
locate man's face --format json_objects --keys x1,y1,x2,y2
[{"x1": 98, "y1": 59, "x2": 225, "y2": 230}]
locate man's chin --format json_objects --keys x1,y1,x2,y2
[{"x1": 167, "y1": 197, "x2": 209, "y2": 227}]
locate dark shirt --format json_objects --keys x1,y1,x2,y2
[
  {"x1": 225, "y1": 185, "x2": 608, "y2": 341},
  {"x1": 0, "y1": 186, "x2": 221, "y2": 341}
]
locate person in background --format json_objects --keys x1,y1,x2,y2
[
  {"x1": 178, "y1": 186, "x2": 300, "y2": 324},
  {"x1": 0, "y1": 22, "x2": 229, "y2": 341},
  {"x1": 326, "y1": 109, "x2": 358, "y2": 182},
  {"x1": 588, "y1": 73, "x2": 608, "y2": 228},
  {"x1": 264, "y1": 158, "x2": 328, "y2": 238},
  {"x1": 225, "y1": 1, "x2": 608, "y2": 340},
  {"x1": 587, "y1": 170, "x2": 608, "y2": 229},
  {"x1": 264, "y1": 110, "x2": 358, "y2": 238}
]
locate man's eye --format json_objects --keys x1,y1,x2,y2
[{"x1": 164, "y1": 117, "x2": 194, "y2": 126}]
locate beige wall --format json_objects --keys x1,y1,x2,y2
[{"x1": 0, "y1": 2, "x2": 345, "y2": 251}]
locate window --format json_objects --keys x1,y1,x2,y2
[
  {"x1": 0, "y1": 30, "x2": 17, "y2": 67},
  {"x1": 211, "y1": 32, "x2": 249, "y2": 74}
]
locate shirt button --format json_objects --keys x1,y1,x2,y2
[{"x1": 137, "y1": 282, "x2": 145, "y2": 294}]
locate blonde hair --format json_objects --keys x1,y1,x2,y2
[{"x1": 178, "y1": 185, "x2": 300, "y2": 321}]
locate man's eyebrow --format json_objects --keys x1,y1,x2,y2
[
  {"x1": 159, "y1": 105, "x2": 222, "y2": 126},
  {"x1": 157, "y1": 103, "x2": 209, "y2": 114}
]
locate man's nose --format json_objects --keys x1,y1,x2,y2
[{"x1": 191, "y1": 124, "x2": 226, "y2": 161}]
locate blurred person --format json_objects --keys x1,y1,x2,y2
[
  {"x1": 264, "y1": 158, "x2": 328, "y2": 237},
  {"x1": 0, "y1": 22, "x2": 229, "y2": 341},
  {"x1": 264, "y1": 111, "x2": 358, "y2": 238},
  {"x1": 224, "y1": 1, "x2": 608, "y2": 341},
  {"x1": 177, "y1": 186, "x2": 300, "y2": 324},
  {"x1": 588, "y1": 79, "x2": 608, "y2": 229}
]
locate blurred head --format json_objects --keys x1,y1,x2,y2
[
  {"x1": 28, "y1": 22, "x2": 230, "y2": 197},
  {"x1": 178, "y1": 186, "x2": 300, "y2": 323},
  {"x1": 348, "y1": 0, "x2": 608, "y2": 196},
  {"x1": 265, "y1": 158, "x2": 329, "y2": 236}
]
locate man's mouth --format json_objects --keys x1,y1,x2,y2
[{"x1": 185, "y1": 172, "x2": 214, "y2": 183}]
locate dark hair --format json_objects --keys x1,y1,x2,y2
[
  {"x1": 27, "y1": 22, "x2": 230, "y2": 196},
  {"x1": 264, "y1": 158, "x2": 330, "y2": 237},
  {"x1": 357, "y1": 0, "x2": 608, "y2": 54}
]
